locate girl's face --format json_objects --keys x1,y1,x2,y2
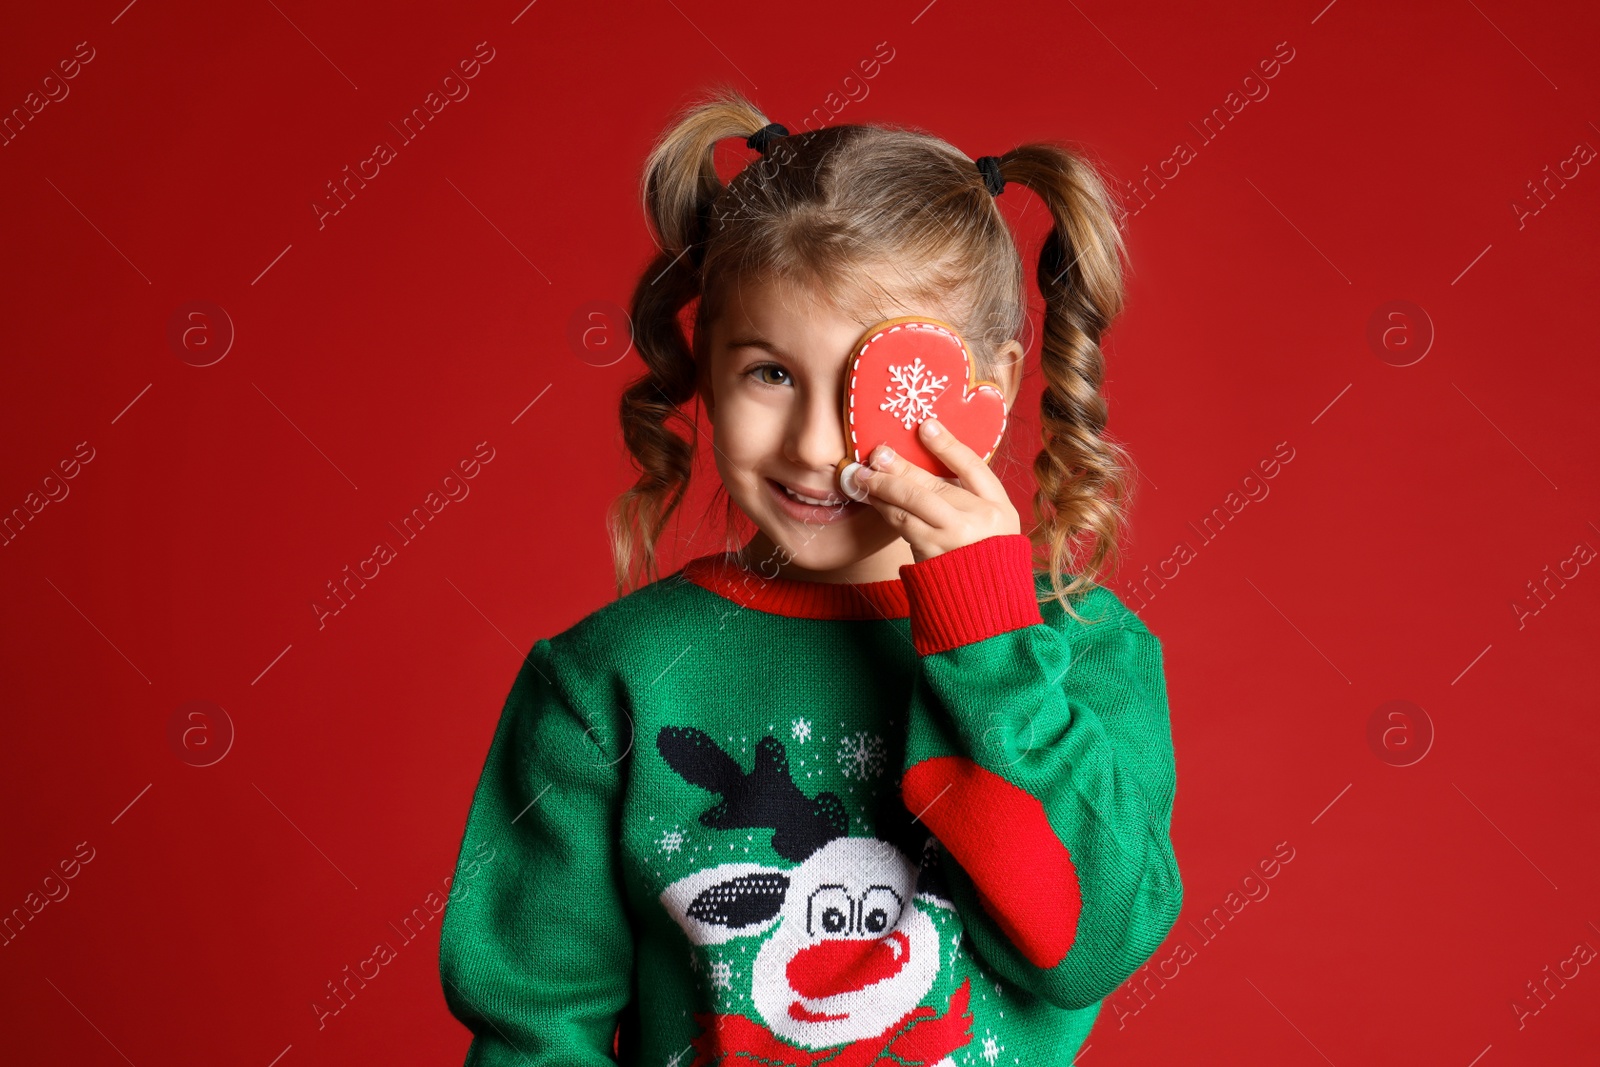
[{"x1": 700, "y1": 272, "x2": 1018, "y2": 582}]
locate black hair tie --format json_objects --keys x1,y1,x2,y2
[
  {"x1": 975, "y1": 155, "x2": 1006, "y2": 196},
  {"x1": 746, "y1": 122, "x2": 789, "y2": 155}
]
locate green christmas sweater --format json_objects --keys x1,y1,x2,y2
[{"x1": 438, "y1": 533, "x2": 1182, "y2": 1066}]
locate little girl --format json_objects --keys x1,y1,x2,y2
[{"x1": 439, "y1": 88, "x2": 1181, "y2": 1066}]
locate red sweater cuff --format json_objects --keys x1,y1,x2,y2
[{"x1": 898, "y1": 534, "x2": 1045, "y2": 655}]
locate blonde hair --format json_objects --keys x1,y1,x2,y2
[{"x1": 607, "y1": 86, "x2": 1136, "y2": 619}]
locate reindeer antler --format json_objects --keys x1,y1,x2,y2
[{"x1": 656, "y1": 726, "x2": 848, "y2": 862}]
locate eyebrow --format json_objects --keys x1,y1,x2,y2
[{"x1": 724, "y1": 337, "x2": 792, "y2": 359}]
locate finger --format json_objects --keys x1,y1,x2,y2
[
  {"x1": 856, "y1": 439, "x2": 976, "y2": 519},
  {"x1": 853, "y1": 464, "x2": 961, "y2": 530},
  {"x1": 864, "y1": 438, "x2": 952, "y2": 495},
  {"x1": 854, "y1": 470, "x2": 939, "y2": 543},
  {"x1": 917, "y1": 418, "x2": 1007, "y2": 502}
]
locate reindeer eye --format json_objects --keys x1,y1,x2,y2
[
  {"x1": 861, "y1": 886, "x2": 904, "y2": 935},
  {"x1": 807, "y1": 885, "x2": 852, "y2": 937}
]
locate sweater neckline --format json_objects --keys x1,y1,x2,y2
[{"x1": 679, "y1": 550, "x2": 910, "y2": 620}]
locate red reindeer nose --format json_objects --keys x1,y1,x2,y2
[{"x1": 787, "y1": 930, "x2": 911, "y2": 999}]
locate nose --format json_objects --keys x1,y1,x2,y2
[
  {"x1": 786, "y1": 930, "x2": 911, "y2": 999},
  {"x1": 783, "y1": 386, "x2": 847, "y2": 470}
]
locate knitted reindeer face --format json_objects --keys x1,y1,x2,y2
[{"x1": 656, "y1": 726, "x2": 962, "y2": 1052}]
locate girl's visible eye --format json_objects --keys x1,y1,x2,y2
[{"x1": 745, "y1": 363, "x2": 793, "y2": 388}]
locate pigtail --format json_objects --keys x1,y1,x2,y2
[
  {"x1": 607, "y1": 87, "x2": 776, "y2": 594},
  {"x1": 1002, "y1": 145, "x2": 1136, "y2": 618}
]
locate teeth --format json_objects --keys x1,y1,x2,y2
[{"x1": 783, "y1": 484, "x2": 842, "y2": 507}]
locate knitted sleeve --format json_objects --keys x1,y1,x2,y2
[
  {"x1": 895, "y1": 533, "x2": 1182, "y2": 1011},
  {"x1": 438, "y1": 638, "x2": 633, "y2": 1065}
]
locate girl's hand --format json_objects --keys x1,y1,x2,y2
[{"x1": 845, "y1": 418, "x2": 1021, "y2": 563}]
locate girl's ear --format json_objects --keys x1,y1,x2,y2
[{"x1": 992, "y1": 339, "x2": 1026, "y2": 408}]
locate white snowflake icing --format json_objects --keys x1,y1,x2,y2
[
  {"x1": 837, "y1": 731, "x2": 888, "y2": 781},
  {"x1": 879, "y1": 357, "x2": 949, "y2": 429},
  {"x1": 657, "y1": 828, "x2": 685, "y2": 855},
  {"x1": 709, "y1": 958, "x2": 733, "y2": 990},
  {"x1": 791, "y1": 717, "x2": 812, "y2": 743}
]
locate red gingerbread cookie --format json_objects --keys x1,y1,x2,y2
[{"x1": 836, "y1": 316, "x2": 1008, "y2": 492}]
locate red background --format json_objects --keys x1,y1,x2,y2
[{"x1": 2, "y1": 1, "x2": 1597, "y2": 1063}]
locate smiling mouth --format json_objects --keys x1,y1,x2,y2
[
  {"x1": 765, "y1": 477, "x2": 862, "y2": 521},
  {"x1": 787, "y1": 1001, "x2": 849, "y2": 1022},
  {"x1": 777, "y1": 481, "x2": 845, "y2": 506}
]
